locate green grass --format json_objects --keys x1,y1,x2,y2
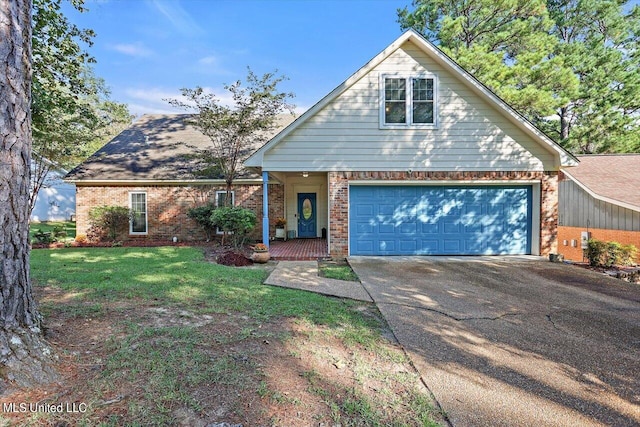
[
  {"x1": 318, "y1": 262, "x2": 359, "y2": 282},
  {"x1": 29, "y1": 220, "x2": 76, "y2": 243},
  {"x1": 28, "y1": 246, "x2": 441, "y2": 426},
  {"x1": 31, "y1": 247, "x2": 375, "y2": 329}
]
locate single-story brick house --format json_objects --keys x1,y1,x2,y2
[
  {"x1": 67, "y1": 29, "x2": 578, "y2": 256},
  {"x1": 65, "y1": 114, "x2": 294, "y2": 242},
  {"x1": 558, "y1": 154, "x2": 640, "y2": 262}
]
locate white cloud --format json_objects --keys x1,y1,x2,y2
[
  {"x1": 123, "y1": 87, "x2": 190, "y2": 115},
  {"x1": 194, "y1": 54, "x2": 234, "y2": 76},
  {"x1": 149, "y1": 0, "x2": 204, "y2": 36},
  {"x1": 198, "y1": 56, "x2": 218, "y2": 65},
  {"x1": 111, "y1": 43, "x2": 153, "y2": 58},
  {"x1": 122, "y1": 86, "x2": 237, "y2": 116}
]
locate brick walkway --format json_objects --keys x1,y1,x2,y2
[{"x1": 269, "y1": 238, "x2": 329, "y2": 260}]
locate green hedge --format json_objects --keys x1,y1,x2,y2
[{"x1": 586, "y1": 238, "x2": 637, "y2": 267}]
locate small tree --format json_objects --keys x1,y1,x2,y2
[
  {"x1": 88, "y1": 205, "x2": 132, "y2": 241},
  {"x1": 211, "y1": 206, "x2": 257, "y2": 248},
  {"x1": 187, "y1": 204, "x2": 217, "y2": 241},
  {"x1": 167, "y1": 68, "x2": 295, "y2": 203}
]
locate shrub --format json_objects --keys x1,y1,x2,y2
[
  {"x1": 587, "y1": 239, "x2": 610, "y2": 267},
  {"x1": 618, "y1": 244, "x2": 638, "y2": 266},
  {"x1": 32, "y1": 224, "x2": 68, "y2": 245},
  {"x1": 33, "y1": 229, "x2": 55, "y2": 245},
  {"x1": 187, "y1": 204, "x2": 217, "y2": 241},
  {"x1": 211, "y1": 206, "x2": 257, "y2": 248},
  {"x1": 587, "y1": 238, "x2": 638, "y2": 267},
  {"x1": 75, "y1": 234, "x2": 88, "y2": 244},
  {"x1": 88, "y1": 205, "x2": 132, "y2": 241}
]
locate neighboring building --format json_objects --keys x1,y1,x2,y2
[
  {"x1": 558, "y1": 154, "x2": 640, "y2": 263},
  {"x1": 31, "y1": 164, "x2": 76, "y2": 222},
  {"x1": 68, "y1": 30, "x2": 578, "y2": 255}
]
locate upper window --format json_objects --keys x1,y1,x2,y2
[
  {"x1": 381, "y1": 74, "x2": 437, "y2": 128},
  {"x1": 129, "y1": 192, "x2": 147, "y2": 235}
]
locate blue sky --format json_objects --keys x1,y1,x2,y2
[{"x1": 63, "y1": 0, "x2": 410, "y2": 116}]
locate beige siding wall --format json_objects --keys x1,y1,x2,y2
[{"x1": 263, "y1": 40, "x2": 556, "y2": 172}]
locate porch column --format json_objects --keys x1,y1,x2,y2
[{"x1": 262, "y1": 171, "x2": 269, "y2": 248}]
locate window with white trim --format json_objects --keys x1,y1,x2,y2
[
  {"x1": 380, "y1": 74, "x2": 437, "y2": 128},
  {"x1": 129, "y1": 192, "x2": 147, "y2": 234},
  {"x1": 215, "y1": 190, "x2": 235, "y2": 234},
  {"x1": 215, "y1": 190, "x2": 235, "y2": 207}
]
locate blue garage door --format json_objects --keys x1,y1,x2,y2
[{"x1": 349, "y1": 185, "x2": 532, "y2": 255}]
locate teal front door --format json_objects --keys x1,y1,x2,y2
[{"x1": 298, "y1": 193, "x2": 317, "y2": 238}]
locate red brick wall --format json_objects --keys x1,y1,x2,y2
[
  {"x1": 328, "y1": 171, "x2": 558, "y2": 257},
  {"x1": 558, "y1": 226, "x2": 640, "y2": 263},
  {"x1": 75, "y1": 184, "x2": 284, "y2": 242}
]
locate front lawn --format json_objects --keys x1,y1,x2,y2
[{"x1": 3, "y1": 247, "x2": 442, "y2": 426}]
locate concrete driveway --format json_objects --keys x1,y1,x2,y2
[{"x1": 349, "y1": 256, "x2": 640, "y2": 427}]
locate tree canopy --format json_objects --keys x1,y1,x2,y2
[
  {"x1": 168, "y1": 68, "x2": 295, "y2": 196},
  {"x1": 398, "y1": 0, "x2": 640, "y2": 153},
  {"x1": 30, "y1": 0, "x2": 132, "y2": 214}
]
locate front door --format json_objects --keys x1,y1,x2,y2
[{"x1": 297, "y1": 193, "x2": 317, "y2": 238}]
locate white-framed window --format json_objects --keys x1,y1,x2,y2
[
  {"x1": 215, "y1": 190, "x2": 235, "y2": 234},
  {"x1": 129, "y1": 192, "x2": 147, "y2": 235},
  {"x1": 215, "y1": 190, "x2": 235, "y2": 207},
  {"x1": 380, "y1": 74, "x2": 437, "y2": 128}
]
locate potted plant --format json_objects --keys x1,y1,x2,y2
[
  {"x1": 274, "y1": 217, "x2": 287, "y2": 239},
  {"x1": 251, "y1": 243, "x2": 270, "y2": 263}
]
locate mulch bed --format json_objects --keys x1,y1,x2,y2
[
  {"x1": 572, "y1": 262, "x2": 640, "y2": 284},
  {"x1": 217, "y1": 250, "x2": 254, "y2": 266}
]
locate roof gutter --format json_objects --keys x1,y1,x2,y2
[{"x1": 67, "y1": 178, "x2": 265, "y2": 186}]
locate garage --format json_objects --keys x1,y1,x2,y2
[{"x1": 349, "y1": 185, "x2": 532, "y2": 255}]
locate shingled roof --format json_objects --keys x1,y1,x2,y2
[
  {"x1": 562, "y1": 154, "x2": 640, "y2": 211},
  {"x1": 65, "y1": 113, "x2": 295, "y2": 182}
]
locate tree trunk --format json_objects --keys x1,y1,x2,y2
[
  {"x1": 0, "y1": 0, "x2": 58, "y2": 392},
  {"x1": 559, "y1": 106, "x2": 570, "y2": 143}
]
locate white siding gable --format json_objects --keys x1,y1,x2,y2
[{"x1": 262, "y1": 40, "x2": 558, "y2": 172}]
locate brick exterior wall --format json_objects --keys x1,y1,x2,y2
[
  {"x1": 558, "y1": 226, "x2": 640, "y2": 263},
  {"x1": 327, "y1": 171, "x2": 559, "y2": 257},
  {"x1": 75, "y1": 184, "x2": 284, "y2": 242}
]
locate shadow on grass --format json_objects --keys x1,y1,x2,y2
[{"x1": 31, "y1": 246, "x2": 380, "y2": 338}]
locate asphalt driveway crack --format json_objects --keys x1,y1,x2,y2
[
  {"x1": 378, "y1": 301, "x2": 520, "y2": 322},
  {"x1": 546, "y1": 313, "x2": 561, "y2": 330}
]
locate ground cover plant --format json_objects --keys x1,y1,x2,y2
[
  {"x1": 29, "y1": 220, "x2": 76, "y2": 245},
  {"x1": 0, "y1": 247, "x2": 442, "y2": 426},
  {"x1": 318, "y1": 258, "x2": 359, "y2": 282}
]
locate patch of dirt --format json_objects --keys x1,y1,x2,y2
[
  {"x1": 318, "y1": 257, "x2": 349, "y2": 268},
  {"x1": 0, "y1": 287, "x2": 442, "y2": 426},
  {"x1": 217, "y1": 251, "x2": 254, "y2": 267},
  {"x1": 200, "y1": 243, "x2": 254, "y2": 262}
]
